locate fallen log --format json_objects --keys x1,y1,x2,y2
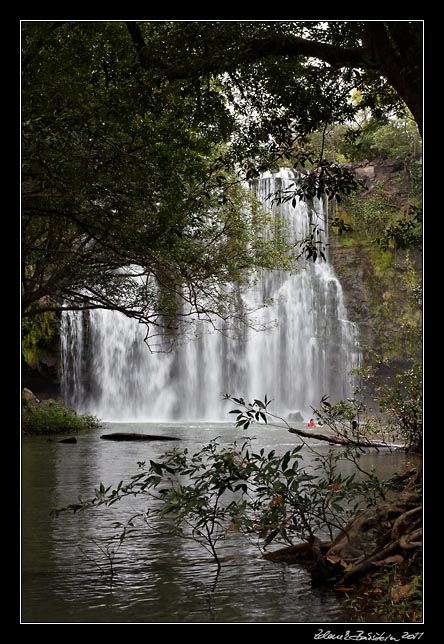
[{"x1": 100, "y1": 433, "x2": 179, "y2": 441}]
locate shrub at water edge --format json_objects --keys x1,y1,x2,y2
[{"x1": 22, "y1": 396, "x2": 101, "y2": 435}]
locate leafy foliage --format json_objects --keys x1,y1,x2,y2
[
  {"x1": 227, "y1": 394, "x2": 271, "y2": 430},
  {"x1": 272, "y1": 162, "x2": 364, "y2": 205},
  {"x1": 337, "y1": 115, "x2": 422, "y2": 163},
  {"x1": 53, "y1": 434, "x2": 384, "y2": 567},
  {"x1": 22, "y1": 21, "x2": 422, "y2": 338},
  {"x1": 364, "y1": 363, "x2": 423, "y2": 453},
  {"x1": 21, "y1": 312, "x2": 59, "y2": 369},
  {"x1": 310, "y1": 369, "x2": 422, "y2": 455},
  {"x1": 338, "y1": 178, "x2": 422, "y2": 253},
  {"x1": 22, "y1": 22, "x2": 293, "y2": 341},
  {"x1": 376, "y1": 205, "x2": 422, "y2": 251}
]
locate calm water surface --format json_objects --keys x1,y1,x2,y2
[{"x1": 21, "y1": 422, "x2": 418, "y2": 624}]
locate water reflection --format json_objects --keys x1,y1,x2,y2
[{"x1": 21, "y1": 423, "x2": 418, "y2": 623}]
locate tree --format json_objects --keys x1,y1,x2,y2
[
  {"x1": 22, "y1": 21, "x2": 422, "y2": 338},
  {"x1": 22, "y1": 22, "x2": 293, "y2": 345},
  {"x1": 124, "y1": 21, "x2": 422, "y2": 134}
]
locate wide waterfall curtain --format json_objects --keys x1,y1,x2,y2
[{"x1": 61, "y1": 170, "x2": 360, "y2": 422}]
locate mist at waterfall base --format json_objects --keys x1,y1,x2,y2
[{"x1": 61, "y1": 170, "x2": 360, "y2": 423}]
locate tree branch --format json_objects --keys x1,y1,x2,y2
[
  {"x1": 123, "y1": 23, "x2": 421, "y2": 133},
  {"x1": 287, "y1": 426, "x2": 400, "y2": 450},
  {"x1": 241, "y1": 34, "x2": 368, "y2": 69},
  {"x1": 127, "y1": 28, "x2": 370, "y2": 80}
]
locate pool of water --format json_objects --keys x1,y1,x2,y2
[{"x1": 21, "y1": 421, "x2": 417, "y2": 623}]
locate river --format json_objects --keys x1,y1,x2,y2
[{"x1": 21, "y1": 421, "x2": 417, "y2": 624}]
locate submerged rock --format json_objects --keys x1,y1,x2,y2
[
  {"x1": 100, "y1": 433, "x2": 179, "y2": 442},
  {"x1": 59, "y1": 436, "x2": 77, "y2": 444},
  {"x1": 287, "y1": 411, "x2": 304, "y2": 423}
]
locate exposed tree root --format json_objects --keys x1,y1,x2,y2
[
  {"x1": 263, "y1": 540, "x2": 332, "y2": 564},
  {"x1": 263, "y1": 465, "x2": 422, "y2": 588}
]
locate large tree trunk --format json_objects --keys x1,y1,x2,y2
[{"x1": 360, "y1": 22, "x2": 423, "y2": 135}]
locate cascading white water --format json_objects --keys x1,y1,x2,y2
[{"x1": 61, "y1": 169, "x2": 360, "y2": 422}]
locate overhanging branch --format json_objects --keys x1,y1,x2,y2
[
  {"x1": 287, "y1": 425, "x2": 402, "y2": 450},
  {"x1": 125, "y1": 24, "x2": 370, "y2": 80}
]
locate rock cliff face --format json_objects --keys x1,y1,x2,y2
[
  {"x1": 22, "y1": 360, "x2": 61, "y2": 401},
  {"x1": 345, "y1": 158, "x2": 412, "y2": 199},
  {"x1": 329, "y1": 237, "x2": 421, "y2": 364},
  {"x1": 327, "y1": 239, "x2": 374, "y2": 348},
  {"x1": 327, "y1": 158, "x2": 421, "y2": 379}
]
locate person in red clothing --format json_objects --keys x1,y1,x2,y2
[{"x1": 308, "y1": 418, "x2": 316, "y2": 428}]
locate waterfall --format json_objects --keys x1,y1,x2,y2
[{"x1": 61, "y1": 169, "x2": 360, "y2": 422}]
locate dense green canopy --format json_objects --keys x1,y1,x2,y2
[{"x1": 21, "y1": 21, "x2": 422, "y2": 340}]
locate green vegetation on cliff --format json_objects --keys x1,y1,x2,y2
[
  {"x1": 22, "y1": 312, "x2": 61, "y2": 396},
  {"x1": 22, "y1": 312, "x2": 58, "y2": 369},
  {"x1": 334, "y1": 179, "x2": 421, "y2": 360},
  {"x1": 326, "y1": 167, "x2": 422, "y2": 455}
]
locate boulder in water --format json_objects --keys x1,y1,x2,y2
[{"x1": 287, "y1": 411, "x2": 304, "y2": 423}]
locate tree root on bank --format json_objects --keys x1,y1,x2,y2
[
  {"x1": 263, "y1": 466, "x2": 422, "y2": 587},
  {"x1": 263, "y1": 540, "x2": 332, "y2": 564}
]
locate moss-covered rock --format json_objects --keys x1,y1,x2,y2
[{"x1": 22, "y1": 312, "x2": 61, "y2": 399}]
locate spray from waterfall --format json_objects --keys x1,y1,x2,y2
[{"x1": 61, "y1": 169, "x2": 361, "y2": 422}]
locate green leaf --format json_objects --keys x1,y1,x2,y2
[
  {"x1": 281, "y1": 452, "x2": 290, "y2": 471},
  {"x1": 150, "y1": 460, "x2": 163, "y2": 476}
]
